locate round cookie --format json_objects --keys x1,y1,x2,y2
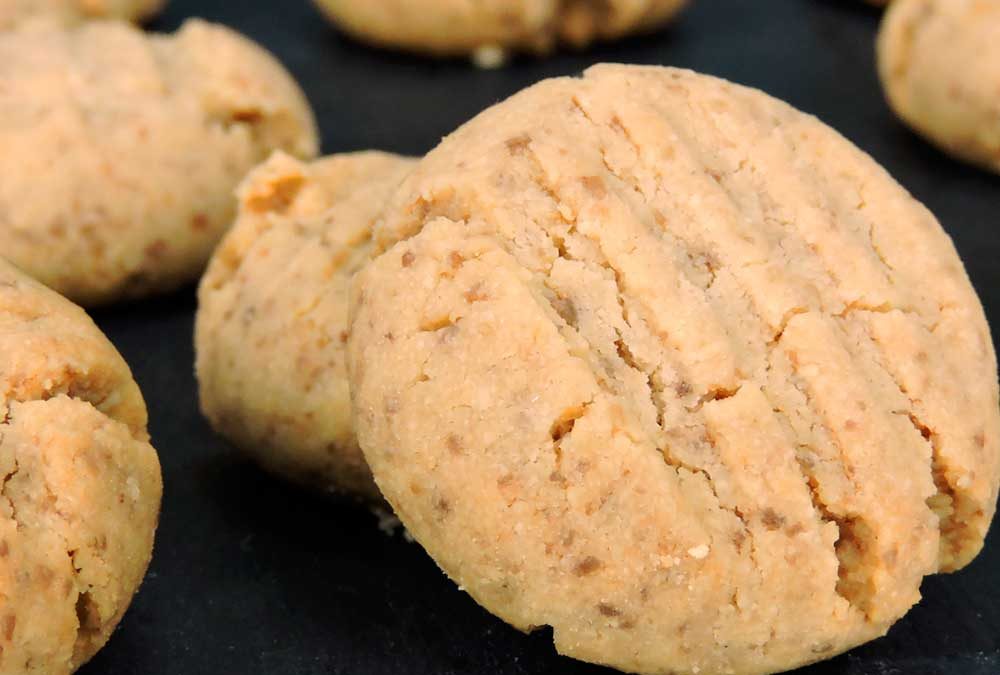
[
  {"x1": 196, "y1": 151, "x2": 415, "y2": 499},
  {"x1": 0, "y1": 19, "x2": 318, "y2": 306},
  {"x1": 878, "y1": 0, "x2": 1000, "y2": 172},
  {"x1": 312, "y1": 0, "x2": 688, "y2": 60},
  {"x1": 0, "y1": 258, "x2": 162, "y2": 674},
  {"x1": 349, "y1": 65, "x2": 1000, "y2": 675},
  {"x1": 0, "y1": 0, "x2": 164, "y2": 30}
]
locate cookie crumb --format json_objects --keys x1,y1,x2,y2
[
  {"x1": 374, "y1": 507, "x2": 403, "y2": 535},
  {"x1": 472, "y1": 44, "x2": 507, "y2": 70}
]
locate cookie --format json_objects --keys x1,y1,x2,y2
[
  {"x1": 196, "y1": 151, "x2": 415, "y2": 499},
  {"x1": 0, "y1": 19, "x2": 318, "y2": 306},
  {"x1": 312, "y1": 0, "x2": 688, "y2": 60},
  {"x1": 878, "y1": 0, "x2": 1000, "y2": 172},
  {"x1": 0, "y1": 0, "x2": 164, "y2": 30},
  {"x1": 0, "y1": 258, "x2": 162, "y2": 674},
  {"x1": 349, "y1": 65, "x2": 1000, "y2": 675}
]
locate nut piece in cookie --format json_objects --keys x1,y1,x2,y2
[
  {"x1": 0, "y1": 258, "x2": 162, "y2": 675},
  {"x1": 349, "y1": 65, "x2": 1000, "y2": 675},
  {"x1": 196, "y1": 151, "x2": 416, "y2": 500},
  {"x1": 878, "y1": 0, "x2": 1000, "y2": 172},
  {"x1": 0, "y1": 19, "x2": 318, "y2": 306},
  {"x1": 312, "y1": 0, "x2": 688, "y2": 58},
  {"x1": 0, "y1": 0, "x2": 165, "y2": 30}
]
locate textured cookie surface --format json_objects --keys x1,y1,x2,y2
[
  {"x1": 197, "y1": 151, "x2": 415, "y2": 499},
  {"x1": 313, "y1": 0, "x2": 688, "y2": 57},
  {"x1": 878, "y1": 0, "x2": 1000, "y2": 172},
  {"x1": 0, "y1": 19, "x2": 318, "y2": 306},
  {"x1": 0, "y1": 0, "x2": 164, "y2": 30},
  {"x1": 350, "y1": 65, "x2": 1000, "y2": 675},
  {"x1": 0, "y1": 258, "x2": 162, "y2": 674}
]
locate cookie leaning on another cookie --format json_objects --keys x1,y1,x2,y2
[
  {"x1": 0, "y1": 19, "x2": 318, "y2": 306},
  {"x1": 878, "y1": 0, "x2": 1000, "y2": 173},
  {"x1": 0, "y1": 0, "x2": 164, "y2": 30},
  {"x1": 312, "y1": 0, "x2": 688, "y2": 60},
  {"x1": 350, "y1": 65, "x2": 1000, "y2": 675},
  {"x1": 0, "y1": 258, "x2": 163, "y2": 675},
  {"x1": 196, "y1": 151, "x2": 416, "y2": 499}
]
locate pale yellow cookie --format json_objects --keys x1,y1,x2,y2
[
  {"x1": 0, "y1": 0, "x2": 164, "y2": 30},
  {"x1": 313, "y1": 0, "x2": 688, "y2": 59},
  {"x1": 196, "y1": 151, "x2": 415, "y2": 499},
  {"x1": 349, "y1": 65, "x2": 1000, "y2": 675},
  {"x1": 878, "y1": 0, "x2": 1000, "y2": 172},
  {"x1": 0, "y1": 258, "x2": 162, "y2": 675},
  {"x1": 0, "y1": 19, "x2": 318, "y2": 306}
]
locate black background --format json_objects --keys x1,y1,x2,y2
[{"x1": 81, "y1": 1, "x2": 999, "y2": 673}]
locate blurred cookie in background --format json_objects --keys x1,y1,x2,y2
[
  {"x1": 0, "y1": 19, "x2": 318, "y2": 306},
  {"x1": 878, "y1": 0, "x2": 1000, "y2": 172},
  {"x1": 312, "y1": 0, "x2": 689, "y2": 66},
  {"x1": 0, "y1": 0, "x2": 165, "y2": 30},
  {"x1": 196, "y1": 150, "x2": 415, "y2": 500}
]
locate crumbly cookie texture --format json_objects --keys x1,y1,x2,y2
[
  {"x1": 0, "y1": 258, "x2": 162, "y2": 675},
  {"x1": 0, "y1": 19, "x2": 318, "y2": 306},
  {"x1": 312, "y1": 0, "x2": 688, "y2": 57},
  {"x1": 878, "y1": 0, "x2": 1000, "y2": 172},
  {"x1": 349, "y1": 65, "x2": 1000, "y2": 675},
  {"x1": 197, "y1": 151, "x2": 415, "y2": 499},
  {"x1": 0, "y1": 0, "x2": 164, "y2": 30}
]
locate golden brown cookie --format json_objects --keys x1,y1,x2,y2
[
  {"x1": 0, "y1": 0, "x2": 164, "y2": 30},
  {"x1": 0, "y1": 258, "x2": 162, "y2": 674},
  {"x1": 313, "y1": 0, "x2": 688, "y2": 61},
  {"x1": 349, "y1": 65, "x2": 1000, "y2": 675},
  {"x1": 0, "y1": 19, "x2": 318, "y2": 306},
  {"x1": 878, "y1": 0, "x2": 1000, "y2": 172},
  {"x1": 196, "y1": 151, "x2": 415, "y2": 499}
]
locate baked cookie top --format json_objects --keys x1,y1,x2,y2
[
  {"x1": 350, "y1": 65, "x2": 999, "y2": 675},
  {"x1": 0, "y1": 258, "x2": 162, "y2": 674},
  {"x1": 313, "y1": 0, "x2": 688, "y2": 57},
  {"x1": 878, "y1": 0, "x2": 1000, "y2": 172},
  {"x1": 197, "y1": 150, "x2": 415, "y2": 499},
  {"x1": 0, "y1": 19, "x2": 318, "y2": 305},
  {"x1": 0, "y1": 0, "x2": 164, "y2": 30}
]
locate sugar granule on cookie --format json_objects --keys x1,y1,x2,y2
[
  {"x1": 0, "y1": 258, "x2": 163, "y2": 675},
  {"x1": 349, "y1": 64, "x2": 1000, "y2": 675}
]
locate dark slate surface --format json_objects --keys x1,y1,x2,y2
[{"x1": 82, "y1": 1, "x2": 1000, "y2": 673}]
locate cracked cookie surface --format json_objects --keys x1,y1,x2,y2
[
  {"x1": 0, "y1": 258, "x2": 162, "y2": 674},
  {"x1": 349, "y1": 65, "x2": 1000, "y2": 675},
  {"x1": 878, "y1": 0, "x2": 1000, "y2": 173},
  {"x1": 0, "y1": 19, "x2": 318, "y2": 306},
  {"x1": 312, "y1": 0, "x2": 688, "y2": 58},
  {"x1": 0, "y1": 0, "x2": 164, "y2": 30},
  {"x1": 196, "y1": 151, "x2": 415, "y2": 499}
]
